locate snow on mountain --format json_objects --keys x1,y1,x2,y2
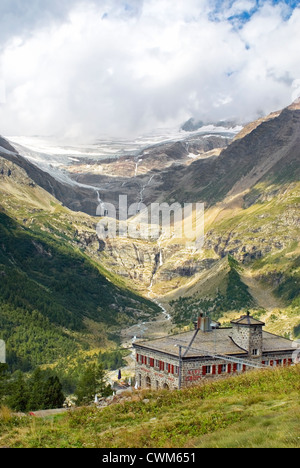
[{"x1": 6, "y1": 124, "x2": 242, "y2": 188}]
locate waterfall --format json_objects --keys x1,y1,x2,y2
[
  {"x1": 159, "y1": 250, "x2": 163, "y2": 267},
  {"x1": 96, "y1": 190, "x2": 106, "y2": 216}
]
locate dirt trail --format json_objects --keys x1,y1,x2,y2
[{"x1": 241, "y1": 268, "x2": 284, "y2": 314}]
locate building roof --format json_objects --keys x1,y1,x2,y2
[
  {"x1": 134, "y1": 328, "x2": 295, "y2": 359},
  {"x1": 262, "y1": 331, "x2": 296, "y2": 353},
  {"x1": 231, "y1": 314, "x2": 265, "y2": 326},
  {"x1": 135, "y1": 328, "x2": 247, "y2": 359}
]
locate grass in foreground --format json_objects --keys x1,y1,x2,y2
[{"x1": 0, "y1": 366, "x2": 299, "y2": 448}]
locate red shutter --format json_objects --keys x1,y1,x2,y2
[
  {"x1": 171, "y1": 365, "x2": 174, "y2": 375},
  {"x1": 136, "y1": 353, "x2": 139, "y2": 363},
  {"x1": 212, "y1": 365, "x2": 216, "y2": 375},
  {"x1": 202, "y1": 366, "x2": 206, "y2": 376},
  {"x1": 218, "y1": 365, "x2": 222, "y2": 375},
  {"x1": 233, "y1": 364, "x2": 237, "y2": 373},
  {"x1": 288, "y1": 359, "x2": 292, "y2": 366},
  {"x1": 243, "y1": 365, "x2": 246, "y2": 372},
  {"x1": 150, "y1": 358, "x2": 154, "y2": 368},
  {"x1": 228, "y1": 364, "x2": 232, "y2": 374},
  {"x1": 270, "y1": 360, "x2": 274, "y2": 367}
]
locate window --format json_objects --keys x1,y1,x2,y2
[
  {"x1": 205, "y1": 366, "x2": 212, "y2": 375},
  {"x1": 221, "y1": 364, "x2": 227, "y2": 373},
  {"x1": 252, "y1": 349, "x2": 259, "y2": 356},
  {"x1": 155, "y1": 359, "x2": 160, "y2": 369},
  {"x1": 175, "y1": 366, "x2": 179, "y2": 376},
  {"x1": 159, "y1": 361, "x2": 165, "y2": 372},
  {"x1": 146, "y1": 376, "x2": 151, "y2": 389},
  {"x1": 237, "y1": 363, "x2": 243, "y2": 372}
]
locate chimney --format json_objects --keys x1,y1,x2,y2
[{"x1": 194, "y1": 313, "x2": 212, "y2": 332}]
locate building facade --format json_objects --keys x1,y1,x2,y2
[{"x1": 133, "y1": 313, "x2": 295, "y2": 391}]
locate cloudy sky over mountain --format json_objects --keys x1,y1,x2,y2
[{"x1": 0, "y1": 0, "x2": 299, "y2": 140}]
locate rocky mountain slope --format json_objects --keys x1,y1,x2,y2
[
  {"x1": 0, "y1": 150, "x2": 160, "y2": 371},
  {"x1": 1, "y1": 101, "x2": 299, "y2": 343},
  {"x1": 93, "y1": 103, "x2": 299, "y2": 337}
]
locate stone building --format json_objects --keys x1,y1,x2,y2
[{"x1": 133, "y1": 313, "x2": 295, "y2": 391}]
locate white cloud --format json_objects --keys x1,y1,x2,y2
[{"x1": 0, "y1": 0, "x2": 299, "y2": 140}]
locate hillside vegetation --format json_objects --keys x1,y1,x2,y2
[
  {"x1": 0, "y1": 209, "x2": 159, "y2": 372},
  {"x1": 0, "y1": 366, "x2": 299, "y2": 448}
]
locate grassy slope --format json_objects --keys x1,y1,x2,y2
[
  {"x1": 168, "y1": 256, "x2": 254, "y2": 325},
  {"x1": 0, "y1": 366, "x2": 299, "y2": 448},
  {"x1": 0, "y1": 211, "x2": 159, "y2": 370}
]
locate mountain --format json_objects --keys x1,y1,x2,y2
[
  {"x1": 181, "y1": 117, "x2": 241, "y2": 132},
  {"x1": 0, "y1": 100, "x2": 299, "y2": 366},
  {"x1": 4, "y1": 125, "x2": 238, "y2": 215},
  {"x1": 79, "y1": 102, "x2": 299, "y2": 338},
  {"x1": 0, "y1": 137, "x2": 99, "y2": 215},
  {"x1": 0, "y1": 149, "x2": 160, "y2": 372}
]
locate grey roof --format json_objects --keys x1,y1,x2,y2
[
  {"x1": 231, "y1": 315, "x2": 265, "y2": 326},
  {"x1": 135, "y1": 328, "x2": 247, "y2": 359},
  {"x1": 262, "y1": 331, "x2": 296, "y2": 353},
  {"x1": 134, "y1": 328, "x2": 295, "y2": 359}
]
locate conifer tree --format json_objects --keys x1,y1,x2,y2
[
  {"x1": 7, "y1": 371, "x2": 29, "y2": 412},
  {"x1": 43, "y1": 376, "x2": 65, "y2": 409},
  {"x1": 75, "y1": 364, "x2": 112, "y2": 405}
]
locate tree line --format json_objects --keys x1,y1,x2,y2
[{"x1": 0, "y1": 363, "x2": 113, "y2": 412}]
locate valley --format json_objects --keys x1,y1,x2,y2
[{"x1": 0, "y1": 101, "x2": 299, "y2": 385}]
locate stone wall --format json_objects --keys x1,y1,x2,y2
[
  {"x1": 135, "y1": 346, "x2": 294, "y2": 390},
  {"x1": 135, "y1": 347, "x2": 180, "y2": 391},
  {"x1": 230, "y1": 324, "x2": 263, "y2": 357}
]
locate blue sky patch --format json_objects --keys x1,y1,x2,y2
[{"x1": 210, "y1": 0, "x2": 299, "y2": 28}]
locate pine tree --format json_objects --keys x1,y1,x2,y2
[
  {"x1": 43, "y1": 376, "x2": 65, "y2": 409},
  {"x1": 7, "y1": 371, "x2": 29, "y2": 412},
  {"x1": 0, "y1": 364, "x2": 8, "y2": 403},
  {"x1": 27, "y1": 367, "x2": 46, "y2": 411},
  {"x1": 75, "y1": 364, "x2": 112, "y2": 405}
]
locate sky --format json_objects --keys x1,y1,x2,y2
[{"x1": 0, "y1": 0, "x2": 300, "y2": 141}]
